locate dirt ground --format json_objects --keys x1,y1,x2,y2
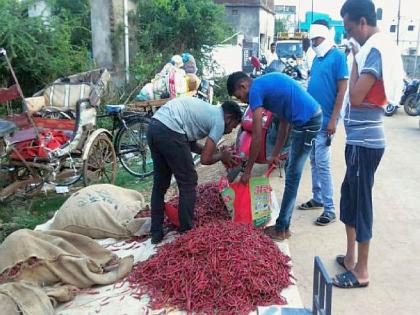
[
  {"x1": 196, "y1": 113, "x2": 420, "y2": 314},
  {"x1": 266, "y1": 112, "x2": 420, "y2": 315}
]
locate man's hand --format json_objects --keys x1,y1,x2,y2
[
  {"x1": 327, "y1": 119, "x2": 337, "y2": 136},
  {"x1": 240, "y1": 170, "x2": 251, "y2": 184},
  {"x1": 220, "y1": 148, "x2": 240, "y2": 168}
]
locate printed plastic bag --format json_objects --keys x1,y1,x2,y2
[{"x1": 220, "y1": 173, "x2": 272, "y2": 227}]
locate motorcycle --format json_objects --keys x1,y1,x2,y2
[
  {"x1": 249, "y1": 55, "x2": 267, "y2": 78},
  {"x1": 401, "y1": 79, "x2": 420, "y2": 116},
  {"x1": 227, "y1": 106, "x2": 291, "y2": 182},
  {"x1": 384, "y1": 80, "x2": 406, "y2": 116}
]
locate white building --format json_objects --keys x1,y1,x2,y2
[
  {"x1": 274, "y1": 0, "x2": 298, "y2": 33},
  {"x1": 375, "y1": 0, "x2": 419, "y2": 55}
]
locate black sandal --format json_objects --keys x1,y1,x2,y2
[
  {"x1": 315, "y1": 214, "x2": 336, "y2": 226},
  {"x1": 333, "y1": 271, "x2": 369, "y2": 288},
  {"x1": 336, "y1": 255, "x2": 350, "y2": 271},
  {"x1": 298, "y1": 199, "x2": 324, "y2": 210}
]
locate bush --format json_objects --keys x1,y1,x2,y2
[{"x1": 0, "y1": 0, "x2": 90, "y2": 96}]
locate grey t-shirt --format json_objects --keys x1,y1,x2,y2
[
  {"x1": 344, "y1": 48, "x2": 385, "y2": 149},
  {"x1": 152, "y1": 96, "x2": 225, "y2": 143}
]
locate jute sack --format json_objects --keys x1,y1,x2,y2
[
  {"x1": 0, "y1": 282, "x2": 54, "y2": 315},
  {"x1": 50, "y1": 184, "x2": 150, "y2": 239},
  {"x1": 0, "y1": 229, "x2": 133, "y2": 288}
]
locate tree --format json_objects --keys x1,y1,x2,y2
[
  {"x1": 132, "y1": 0, "x2": 232, "y2": 84},
  {"x1": 0, "y1": 0, "x2": 89, "y2": 95}
]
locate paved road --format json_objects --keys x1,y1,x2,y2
[{"x1": 268, "y1": 112, "x2": 420, "y2": 314}]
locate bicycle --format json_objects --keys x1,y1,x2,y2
[
  {"x1": 103, "y1": 81, "x2": 215, "y2": 179},
  {"x1": 103, "y1": 104, "x2": 154, "y2": 178}
]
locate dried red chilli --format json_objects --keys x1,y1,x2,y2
[
  {"x1": 166, "y1": 182, "x2": 230, "y2": 228},
  {"x1": 127, "y1": 221, "x2": 292, "y2": 314}
]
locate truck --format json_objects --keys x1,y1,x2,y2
[{"x1": 275, "y1": 32, "x2": 307, "y2": 61}]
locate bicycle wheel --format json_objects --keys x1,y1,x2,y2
[{"x1": 115, "y1": 116, "x2": 153, "y2": 178}]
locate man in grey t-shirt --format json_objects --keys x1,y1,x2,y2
[{"x1": 147, "y1": 97, "x2": 243, "y2": 244}]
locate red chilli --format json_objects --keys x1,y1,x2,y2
[{"x1": 127, "y1": 221, "x2": 292, "y2": 314}]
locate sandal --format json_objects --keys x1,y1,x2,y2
[
  {"x1": 336, "y1": 255, "x2": 350, "y2": 271},
  {"x1": 298, "y1": 199, "x2": 324, "y2": 210},
  {"x1": 315, "y1": 213, "x2": 336, "y2": 226},
  {"x1": 333, "y1": 271, "x2": 369, "y2": 289}
]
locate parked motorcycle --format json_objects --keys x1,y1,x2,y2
[
  {"x1": 401, "y1": 79, "x2": 420, "y2": 116},
  {"x1": 250, "y1": 55, "x2": 267, "y2": 78},
  {"x1": 384, "y1": 80, "x2": 406, "y2": 116}
]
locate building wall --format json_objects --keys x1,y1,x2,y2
[
  {"x1": 274, "y1": 0, "x2": 297, "y2": 33},
  {"x1": 402, "y1": 55, "x2": 420, "y2": 78},
  {"x1": 91, "y1": 0, "x2": 113, "y2": 70},
  {"x1": 28, "y1": 0, "x2": 51, "y2": 19},
  {"x1": 91, "y1": 0, "x2": 137, "y2": 84},
  {"x1": 224, "y1": 6, "x2": 261, "y2": 42},
  {"x1": 260, "y1": 9, "x2": 276, "y2": 50},
  {"x1": 375, "y1": 0, "x2": 419, "y2": 55}
]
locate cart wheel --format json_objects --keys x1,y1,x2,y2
[
  {"x1": 83, "y1": 134, "x2": 117, "y2": 186},
  {"x1": 50, "y1": 156, "x2": 83, "y2": 187}
]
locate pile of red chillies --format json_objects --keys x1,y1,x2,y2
[
  {"x1": 166, "y1": 182, "x2": 230, "y2": 227},
  {"x1": 127, "y1": 221, "x2": 292, "y2": 314}
]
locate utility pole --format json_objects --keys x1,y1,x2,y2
[
  {"x1": 311, "y1": 0, "x2": 314, "y2": 23},
  {"x1": 396, "y1": 0, "x2": 401, "y2": 45},
  {"x1": 413, "y1": 18, "x2": 420, "y2": 78}
]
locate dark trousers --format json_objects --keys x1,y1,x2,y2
[
  {"x1": 340, "y1": 145, "x2": 384, "y2": 242},
  {"x1": 147, "y1": 119, "x2": 198, "y2": 236}
]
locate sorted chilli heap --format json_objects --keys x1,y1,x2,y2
[{"x1": 128, "y1": 221, "x2": 292, "y2": 314}]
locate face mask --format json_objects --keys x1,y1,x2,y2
[{"x1": 312, "y1": 39, "x2": 333, "y2": 57}]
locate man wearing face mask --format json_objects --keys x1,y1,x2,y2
[{"x1": 298, "y1": 20, "x2": 348, "y2": 227}]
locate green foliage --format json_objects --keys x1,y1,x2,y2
[
  {"x1": 132, "y1": 0, "x2": 232, "y2": 86},
  {"x1": 212, "y1": 76, "x2": 230, "y2": 104},
  {"x1": 0, "y1": 0, "x2": 89, "y2": 95},
  {"x1": 275, "y1": 19, "x2": 286, "y2": 36}
]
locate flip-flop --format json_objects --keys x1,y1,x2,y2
[
  {"x1": 333, "y1": 271, "x2": 369, "y2": 289},
  {"x1": 336, "y1": 255, "x2": 349, "y2": 271}
]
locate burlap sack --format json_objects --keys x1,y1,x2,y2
[
  {"x1": 50, "y1": 184, "x2": 150, "y2": 239},
  {"x1": 0, "y1": 282, "x2": 54, "y2": 315},
  {"x1": 0, "y1": 229, "x2": 133, "y2": 288}
]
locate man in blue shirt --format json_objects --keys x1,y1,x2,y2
[
  {"x1": 227, "y1": 72, "x2": 322, "y2": 240},
  {"x1": 298, "y1": 20, "x2": 348, "y2": 226}
]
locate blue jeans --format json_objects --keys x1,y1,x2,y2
[
  {"x1": 275, "y1": 112, "x2": 322, "y2": 231},
  {"x1": 310, "y1": 130, "x2": 335, "y2": 217}
]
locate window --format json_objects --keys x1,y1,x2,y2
[
  {"x1": 390, "y1": 25, "x2": 396, "y2": 33},
  {"x1": 408, "y1": 25, "x2": 414, "y2": 31},
  {"x1": 232, "y1": 9, "x2": 238, "y2": 15}
]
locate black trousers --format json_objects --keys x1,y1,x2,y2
[{"x1": 147, "y1": 119, "x2": 198, "y2": 235}]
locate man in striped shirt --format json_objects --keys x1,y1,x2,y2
[{"x1": 333, "y1": 0, "x2": 403, "y2": 289}]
